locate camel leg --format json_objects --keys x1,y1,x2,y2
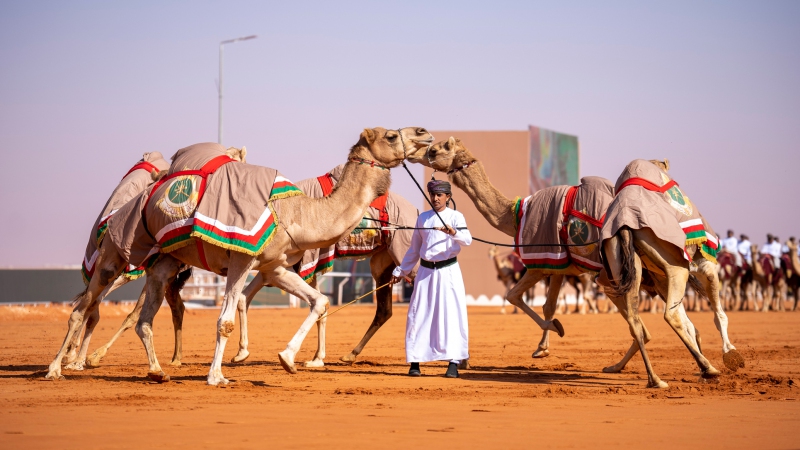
[
  {"x1": 303, "y1": 276, "x2": 327, "y2": 368},
  {"x1": 341, "y1": 252, "x2": 394, "y2": 363},
  {"x1": 164, "y1": 277, "x2": 186, "y2": 367},
  {"x1": 267, "y1": 264, "x2": 330, "y2": 375},
  {"x1": 66, "y1": 273, "x2": 131, "y2": 370},
  {"x1": 232, "y1": 272, "x2": 264, "y2": 363},
  {"x1": 533, "y1": 274, "x2": 564, "y2": 358},
  {"x1": 46, "y1": 247, "x2": 124, "y2": 380},
  {"x1": 604, "y1": 235, "x2": 666, "y2": 388},
  {"x1": 207, "y1": 253, "x2": 253, "y2": 385},
  {"x1": 87, "y1": 283, "x2": 146, "y2": 367},
  {"x1": 135, "y1": 256, "x2": 182, "y2": 383},
  {"x1": 632, "y1": 237, "x2": 718, "y2": 379},
  {"x1": 506, "y1": 270, "x2": 564, "y2": 336},
  {"x1": 694, "y1": 260, "x2": 745, "y2": 371}
]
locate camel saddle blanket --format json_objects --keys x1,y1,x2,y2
[
  {"x1": 600, "y1": 159, "x2": 718, "y2": 263},
  {"x1": 514, "y1": 176, "x2": 614, "y2": 272},
  {"x1": 107, "y1": 143, "x2": 303, "y2": 267},
  {"x1": 295, "y1": 165, "x2": 417, "y2": 284},
  {"x1": 81, "y1": 152, "x2": 170, "y2": 284}
]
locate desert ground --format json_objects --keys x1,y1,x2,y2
[{"x1": 1, "y1": 303, "x2": 798, "y2": 449}]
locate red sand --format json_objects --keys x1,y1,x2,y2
[{"x1": 1, "y1": 304, "x2": 798, "y2": 448}]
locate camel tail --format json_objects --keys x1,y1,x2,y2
[
  {"x1": 70, "y1": 287, "x2": 90, "y2": 308},
  {"x1": 602, "y1": 227, "x2": 638, "y2": 297},
  {"x1": 687, "y1": 274, "x2": 707, "y2": 299}
]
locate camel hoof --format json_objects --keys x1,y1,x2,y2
[
  {"x1": 231, "y1": 350, "x2": 250, "y2": 363},
  {"x1": 458, "y1": 360, "x2": 470, "y2": 370},
  {"x1": 340, "y1": 353, "x2": 357, "y2": 364},
  {"x1": 86, "y1": 349, "x2": 106, "y2": 367},
  {"x1": 500, "y1": 308, "x2": 507, "y2": 315},
  {"x1": 207, "y1": 374, "x2": 229, "y2": 386},
  {"x1": 701, "y1": 366, "x2": 721, "y2": 378},
  {"x1": 551, "y1": 318, "x2": 565, "y2": 338},
  {"x1": 602, "y1": 364, "x2": 623, "y2": 373},
  {"x1": 44, "y1": 371, "x2": 65, "y2": 381},
  {"x1": 64, "y1": 360, "x2": 85, "y2": 371},
  {"x1": 147, "y1": 371, "x2": 170, "y2": 383},
  {"x1": 532, "y1": 348, "x2": 550, "y2": 358},
  {"x1": 723, "y1": 349, "x2": 745, "y2": 371},
  {"x1": 168, "y1": 360, "x2": 182, "y2": 367},
  {"x1": 647, "y1": 379, "x2": 669, "y2": 389},
  {"x1": 278, "y1": 350, "x2": 297, "y2": 374},
  {"x1": 304, "y1": 359, "x2": 324, "y2": 368}
]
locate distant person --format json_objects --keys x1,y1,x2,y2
[
  {"x1": 390, "y1": 180, "x2": 472, "y2": 378},
  {"x1": 721, "y1": 229, "x2": 741, "y2": 267},
  {"x1": 761, "y1": 234, "x2": 782, "y2": 266},
  {"x1": 738, "y1": 234, "x2": 752, "y2": 265}
]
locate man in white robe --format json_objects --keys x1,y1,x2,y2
[{"x1": 391, "y1": 180, "x2": 471, "y2": 378}]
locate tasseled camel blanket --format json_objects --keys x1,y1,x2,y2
[
  {"x1": 295, "y1": 165, "x2": 418, "y2": 284},
  {"x1": 81, "y1": 152, "x2": 171, "y2": 284},
  {"x1": 107, "y1": 143, "x2": 303, "y2": 268},
  {"x1": 600, "y1": 159, "x2": 718, "y2": 263},
  {"x1": 514, "y1": 176, "x2": 615, "y2": 272}
]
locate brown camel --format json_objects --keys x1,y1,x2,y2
[
  {"x1": 750, "y1": 244, "x2": 787, "y2": 312},
  {"x1": 228, "y1": 166, "x2": 420, "y2": 367},
  {"x1": 44, "y1": 147, "x2": 248, "y2": 379},
  {"x1": 111, "y1": 128, "x2": 432, "y2": 385},
  {"x1": 785, "y1": 239, "x2": 800, "y2": 311},
  {"x1": 717, "y1": 250, "x2": 743, "y2": 311},
  {"x1": 407, "y1": 137, "x2": 616, "y2": 358},
  {"x1": 599, "y1": 158, "x2": 743, "y2": 388}
]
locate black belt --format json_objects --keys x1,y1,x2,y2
[{"x1": 420, "y1": 257, "x2": 457, "y2": 270}]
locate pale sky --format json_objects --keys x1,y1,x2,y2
[{"x1": 1, "y1": 1, "x2": 798, "y2": 266}]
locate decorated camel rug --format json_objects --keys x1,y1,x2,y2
[
  {"x1": 600, "y1": 159, "x2": 718, "y2": 263},
  {"x1": 294, "y1": 164, "x2": 417, "y2": 284},
  {"x1": 514, "y1": 176, "x2": 615, "y2": 272},
  {"x1": 107, "y1": 143, "x2": 303, "y2": 269},
  {"x1": 81, "y1": 152, "x2": 170, "y2": 284}
]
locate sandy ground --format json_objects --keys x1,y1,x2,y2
[{"x1": 1, "y1": 303, "x2": 798, "y2": 449}]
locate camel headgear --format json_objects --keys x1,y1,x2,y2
[{"x1": 427, "y1": 180, "x2": 451, "y2": 195}]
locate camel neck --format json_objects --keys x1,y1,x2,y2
[
  {"x1": 281, "y1": 158, "x2": 390, "y2": 250},
  {"x1": 449, "y1": 160, "x2": 516, "y2": 237}
]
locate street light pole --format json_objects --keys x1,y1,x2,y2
[{"x1": 218, "y1": 35, "x2": 257, "y2": 145}]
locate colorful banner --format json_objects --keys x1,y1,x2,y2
[{"x1": 529, "y1": 125, "x2": 579, "y2": 193}]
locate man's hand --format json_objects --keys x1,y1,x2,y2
[
  {"x1": 390, "y1": 275, "x2": 411, "y2": 286},
  {"x1": 435, "y1": 225, "x2": 456, "y2": 236}
]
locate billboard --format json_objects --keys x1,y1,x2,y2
[{"x1": 529, "y1": 125, "x2": 579, "y2": 193}]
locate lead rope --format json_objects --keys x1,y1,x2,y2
[{"x1": 316, "y1": 282, "x2": 392, "y2": 322}]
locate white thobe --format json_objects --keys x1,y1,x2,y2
[
  {"x1": 393, "y1": 207, "x2": 472, "y2": 363},
  {"x1": 738, "y1": 240, "x2": 752, "y2": 264}
]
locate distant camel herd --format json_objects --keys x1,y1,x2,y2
[{"x1": 47, "y1": 128, "x2": 750, "y2": 389}]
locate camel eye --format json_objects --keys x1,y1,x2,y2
[{"x1": 387, "y1": 134, "x2": 398, "y2": 141}]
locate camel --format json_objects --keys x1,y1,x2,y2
[
  {"x1": 227, "y1": 166, "x2": 420, "y2": 367},
  {"x1": 785, "y1": 239, "x2": 800, "y2": 311},
  {"x1": 717, "y1": 251, "x2": 743, "y2": 311},
  {"x1": 562, "y1": 274, "x2": 598, "y2": 314},
  {"x1": 119, "y1": 128, "x2": 433, "y2": 385},
  {"x1": 406, "y1": 137, "x2": 615, "y2": 358},
  {"x1": 45, "y1": 148, "x2": 247, "y2": 379},
  {"x1": 599, "y1": 158, "x2": 743, "y2": 388},
  {"x1": 750, "y1": 244, "x2": 786, "y2": 312},
  {"x1": 488, "y1": 246, "x2": 527, "y2": 314}
]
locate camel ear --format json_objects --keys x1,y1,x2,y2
[
  {"x1": 361, "y1": 128, "x2": 376, "y2": 144},
  {"x1": 240, "y1": 146, "x2": 247, "y2": 162},
  {"x1": 142, "y1": 152, "x2": 150, "y2": 160},
  {"x1": 446, "y1": 136, "x2": 457, "y2": 150},
  {"x1": 662, "y1": 159, "x2": 670, "y2": 171}
]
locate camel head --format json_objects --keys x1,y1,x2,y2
[
  {"x1": 226, "y1": 146, "x2": 247, "y2": 163},
  {"x1": 413, "y1": 136, "x2": 476, "y2": 172},
  {"x1": 349, "y1": 127, "x2": 433, "y2": 169},
  {"x1": 648, "y1": 159, "x2": 670, "y2": 172}
]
